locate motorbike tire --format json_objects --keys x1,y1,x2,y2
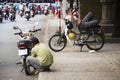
[
  {"x1": 23, "y1": 57, "x2": 31, "y2": 75},
  {"x1": 0, "y1": 18, "x2": 2, "y2": 23},
  {"x1": 5, "y1": 15, "x2": 8, "y2": 20},
  {"x1": 86, "y1": 33, "x2": 104, "y2": 51},
  {"x1": 48, "y1": 34, "x2": 67, "y2": 52},
  {"x1": 20, "y1": 14, "x2": 23, "y2": 17},
  {"x1": 10, "y1": 17, "x2": 12, "y2": 21},
  {"x1": 27, "y1": 17, "x2": 29, "y2": 21}
]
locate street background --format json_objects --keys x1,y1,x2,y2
[{"x1": 0, "y1": 10, "x2": 120, "y2": 80}]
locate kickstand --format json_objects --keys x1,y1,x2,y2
[
  {"x1": 21, "y1": 67, "x2": 24, "y2": 72},
  {"x1": 16, "y1": 62, "x2": 24, "y2": 72}
]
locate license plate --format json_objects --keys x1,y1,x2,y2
[{"x1": 18, "y1": 49, "x2": 27, "y2": 56}]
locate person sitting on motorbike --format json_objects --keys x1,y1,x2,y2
[
  {"x1": 19, "y1": 1, "x2": 24, "y2": 13},
  {"x1": 2, "y1": 2, "x2": 9, "y2": 17},
  {"x1": 65, "y1": 8, "x2": 81, "y2": 32},
  {"x1": 37, "y1": 5, "x2": 41, "y2": 14},
  {"x1": 24, "y1": 5, "x2": 30, "y2": 14},
  {"x1": 31, "y1": 4, "x2": 35, "y2": 13},
  {"x1": 65, "y1": 8, "x2": 98, "y2": 32},
  {"x1": 9, "y1": 3, "x2": 16, "y2": 19},
  {"x1": 9, "y1": 3, "x2": 16, "y2": 13},
  {"x1": 27, "y1": 37, "x2": 53, "y2": 75}
]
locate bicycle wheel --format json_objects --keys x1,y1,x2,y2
[
  {"x1": 86, "y1": 33, "x2": 104, "y2": 51},
  {"x1": 48, "y1": 34, "x2": 67, "y2": 52}
]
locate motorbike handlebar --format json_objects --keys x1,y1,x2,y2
[
  {"x1": 29, "y1": 28, "x2": 41, "y2": 33},
  {"x1": 14, "y1": 28, "x2": 41, "y2": 36},
  {"x1": 14, "y1": 32, "x2": 22, "y2": 35}
]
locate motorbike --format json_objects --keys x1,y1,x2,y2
[
  {"x1": 48, "y1": 12, "x2": 105, "y2": 52},
  {"x1": 25, "y1": 11, "x2": 30, "y2": 21},
  {"x1": 13, "y1": 22, "x2": 41, "y2": 75},
  {"x1": 9, "y1": 12, "x2": 15, "y2": 21},
  {"x1": 2, "y1": 9, "x2": 8, "y2": 20}
]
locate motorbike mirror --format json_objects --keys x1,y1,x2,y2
[
  {"x1": 13, "y1": 26, "x2": 19, "y2": 30},
  {"x1": 33, "y1": 22, "x2": 39, "y2": 30}
]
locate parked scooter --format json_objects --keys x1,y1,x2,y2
[
  {"x1": 13, "y1": 22, "x2": 41, "y2": 75},
  {"x1": 48, "y1": 12, "x2": 105, "y2": 52}
]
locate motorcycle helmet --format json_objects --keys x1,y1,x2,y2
[
  {"x1": 68, "y1": 32, "x2": 76, "y2": 40},
  {"x1": 67, "y1": 22, "x2": 73, "y2": 29},
  {"x1": 26, "y1": 2, "x2": 29, "y2": 6}
]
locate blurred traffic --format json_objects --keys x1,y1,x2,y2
[{"x1": 0, "y1": 1, "x2": 58, "y2": 23}]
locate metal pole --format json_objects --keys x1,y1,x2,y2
[
  {"x1": 57, "y1": 0, "x2": 61, "y2": 32},
  {"x1": 70, "y1": 0, "x2": 73, "y2": 8}
]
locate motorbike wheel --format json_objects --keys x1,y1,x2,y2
[
  {"x1": 48, "y1": 34, "x2": 67, "y2": 52},
  {"x1": 5, "y1": 15, "x2": 8, "y2": 20},
  {"x1": 20, "y1": 13, "x2": 23, "y2": 17},
  {"x1": 23, "y1": 57, "x2": 31, "y2": 75},
  {"x1": 0, "y1": 18, "x2": 2, "y2": 23},
  {"x1": 10, "y1": 17, "x2": 12, "y2": 21},
  {"x1": 86, "y1": 33, "x2": 104, "y2": 51},
  {"x1": 27, "y1": 17, "x2": 30, "y2": 21}
]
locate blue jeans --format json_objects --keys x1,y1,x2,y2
[{"x1": 27, "y1": 56, "x2": 51, "y2": 71}]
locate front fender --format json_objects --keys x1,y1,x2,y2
[
  {"x1": 52, "y1": 31, "x2": 67, "y2": 41},
  {"x1": 54, "y1": 31, "x2": 61, "y2": 35}
]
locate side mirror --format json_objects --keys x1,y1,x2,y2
[{"x1": 33, "y1": 22, "x2": 39, "y2": 30}]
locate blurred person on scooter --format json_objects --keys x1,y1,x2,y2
[
  {"x1": 9, "y1": 3, "x2": 16, "y2": 19},
  {"x1": 2, "y1": 2, "x2": 9, "y2": 19},
  {"x1": 24, "y1": 4, "x2": 30, "y2": 15},
  {"x1": 19, "y1": 1, "x2": 24, "y2": 14},
  {"x1": 27, "y1": 37, "x2": 53, "y2": 75}
]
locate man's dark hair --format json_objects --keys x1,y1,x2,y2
[{"x1": 30, "y1": 37, "x2": 39, "y2": 44}]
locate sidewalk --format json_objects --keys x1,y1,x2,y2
[{"x1": 38, "y1": 16, "x2": 120, "y2": 80}]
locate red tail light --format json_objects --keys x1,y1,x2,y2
[{"x1": 18, "y1": 43, "x2": 26, "y2": 49}]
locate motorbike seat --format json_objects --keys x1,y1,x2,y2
[
  {"x1": 82, "y1": 11, "x2": 94, "y2": 22},
  {"x1": 78, "y1": 20, "x2": 99, "y2": 30}
]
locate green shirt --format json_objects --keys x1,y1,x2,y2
[{"x1": 31, "y1": 43, "x2": 53, "y2": 66}]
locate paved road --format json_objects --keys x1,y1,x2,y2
[{"x1": 0, "y1": 14, "x2": 47, "y2": 80}]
